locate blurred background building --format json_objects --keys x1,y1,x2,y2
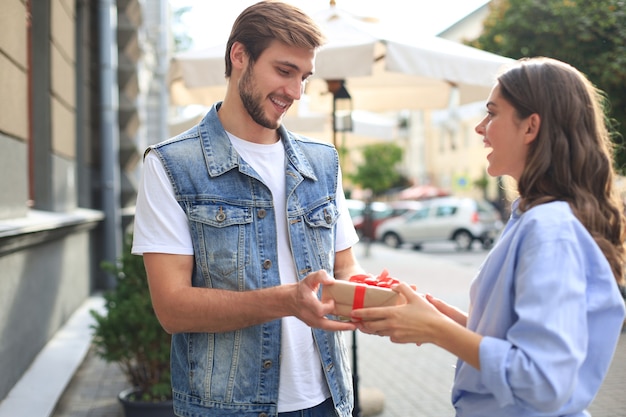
[
  {"x1": 0, "y1": 0, "x2": 169, "y2": 403},
  {"x1": 0, "y1": 0, "x2": 499, "y2": 406}
]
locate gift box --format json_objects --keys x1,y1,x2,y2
[{"x1": 321, "y1": 270, "x2": 407, "y2": 321}]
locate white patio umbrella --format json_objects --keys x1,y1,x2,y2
[{"x1": 168, "y1": 3, "x2": 514, "y2": 113}]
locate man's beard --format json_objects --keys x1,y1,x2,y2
[{"x1": 239, "y1": 65, "x2": 280, "y2": 130}]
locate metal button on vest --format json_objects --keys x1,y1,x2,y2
[
  {"x1": 258, "y1": 209, "x2": 266, "y2": 218},
  {"x1": 216, "y1": 209, "x2": 226, "y2": 222},
  {"x1": 263, "y1": 359, "x2": 272, "y2": 369},
  {"x1": 324, "y1": 211, "x2": 332, "y2": 224},
  {"x1": 259, "y1": 413, "x2": 268, "y2": 417},
  {"x1": 263, "y1": 259, "x2": 272, "y2": 269}
]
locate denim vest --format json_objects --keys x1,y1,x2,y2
[{"x1": 150, "y1": 103, "x2": 353, "y2": 417}]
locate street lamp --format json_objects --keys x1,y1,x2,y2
[{"x1": 327, "y1": 79, "x2": 353, "y2": 148}]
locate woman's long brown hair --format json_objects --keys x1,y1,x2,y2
[{"x1": 498, "y1": 57, "x2": 625, "y2": 285}]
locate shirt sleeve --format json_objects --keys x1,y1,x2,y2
[
  {"x1": 131, "y1": 151, "x2": 194, "y2": 255},
  {"x1": 479, "y1": 218, "x2": 587, "y2": 412},
  {"x1": 333, "y1": 167, "x2": 360, "y2": 252}
]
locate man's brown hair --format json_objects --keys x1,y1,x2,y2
[{"x1": 224, "y1": 1, "x2": 325, "y2": 77}]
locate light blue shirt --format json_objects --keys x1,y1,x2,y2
[{"x1": 452, "y1": 199, "x2": 625, "y2": 417}]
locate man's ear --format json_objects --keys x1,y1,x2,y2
[
  {"x1": 230, "y1": 41, "x2": 248, "y2": 71},
  {"x1": 524, "y1": 113, "x2": 541, "y2": 144}
]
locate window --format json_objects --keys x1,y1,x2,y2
[{"x1": 435, "y1": 206, "x2": 457, "y2": 217}]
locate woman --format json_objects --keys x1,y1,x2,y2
[{"x1": 352, "y1": 57, "x2": 626, "y2": 417}]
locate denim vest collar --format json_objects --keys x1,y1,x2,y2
[{"x1": 198, "y1": 102, "x2": 318, "y2": 182}]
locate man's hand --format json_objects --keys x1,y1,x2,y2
[{"x1": 294, "y1": 270, "x2": 356, "y2": 331}]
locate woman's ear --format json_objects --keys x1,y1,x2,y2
[{"x1": 524, "y1": 113, "x2": 541, "y2": 144}]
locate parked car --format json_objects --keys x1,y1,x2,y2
[
  {"x1": 346, "y1": 198, "x2": 367, "y2": 221},
  {"x1": 345, "y1": 199, "x2": 397, "y2": 238},
  {"x1": 375, "y1": 197, "x2": 503, "y2": 250},
  {"x1": 387, "y1": 200, "x2": 424, "y2": 217}
]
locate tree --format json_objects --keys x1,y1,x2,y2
[
  {"x1": 467, "y1": 0, "x2": 626, "y2": 171},
  {"x1": 348, "y1": 143, "x2": 407, "y2": 196},
  {"x1": 171, "y1": 5, "x2": 194, "y2": 52}
]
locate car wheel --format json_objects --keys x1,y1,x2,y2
[
  {"x1": 453, "y1": 230, "x2": 473, "y2": 251},
  {"x1": 412, "y1": 244, "x2": 423, "y2": 251},
  {"x1": 382, "y1": 232, "x2": 402, "y2": 248},
  {"x1": 481, "y1": 238, "x2": 494, "y2": 250}
]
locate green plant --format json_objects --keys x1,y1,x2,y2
[
  {"x1": 467, "y1": 0, "x2": 626, "y2": 172},
  {"x1": 349, "y1": 143, "x2": 407, "y2": 196},
  {"x1": 473, "y1": 172, "x2": 489, "y2": 200},
  {"x1": 90, "y1": 233, "x2": 172, "y2": 402}
]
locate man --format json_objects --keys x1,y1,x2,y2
[{"x1": 131, "y1": 1, "x2": 364, "y2": 416}]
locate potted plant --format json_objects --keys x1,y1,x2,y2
[{"x1": 90, "y1": 233, "x2": 174, "y2": 417}]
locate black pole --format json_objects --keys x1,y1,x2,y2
[
  {"x1": 352, "y1": 330, "x2": 361, "y2": 416},
  {"x1": 328, "y1": 78, "x2": 359, "y2": 415},
  {"x1": 332, "y1": 92, "x2": 338, "y2": 148},
  {"x1": 362, "y1": 198, "x2": 373, "y2": 258}
]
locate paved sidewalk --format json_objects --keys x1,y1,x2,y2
[
  {"x1": 51, "y1": 347, "x2": 126, "y2": 417},
  {"x1": 51, "y1": 243, "x2": 626, "y2": 417}
]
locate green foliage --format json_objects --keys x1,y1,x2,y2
[
  {"x1": 90, "y1": 233, "x2": 172, "y2": 402},
  {"x1": 473, "y1": 172, "x2": 489, "y2": 190},
  {"x1": 172, "y1": 5, "x2": 194, "y2": 52},
  {"x1": 348, "y1": 143, "x2": 407, "y2": 196},
  {"x1": 474, "y1": 172, "x2": 490, "y2": 199},
  {"x1": 467, "y1": 0, "x2": 626, "y2": 172}
]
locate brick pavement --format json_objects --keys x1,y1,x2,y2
[
  {"x1": 51, "y1": 243, "x2": 626, "y2": 417},
  {"x1": 50, "y1": 346, "x2": 126, "y2": 417}
]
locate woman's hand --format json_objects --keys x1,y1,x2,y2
[
  {"x1": 351, "y1": 282, "x2": 447, "y2": 345},
  {"x1": 352, "y1": 283, "x2": 482, "y2": 368},
  {"x1": 425, "y1": 293, "x2": 468, "y2": 327}
]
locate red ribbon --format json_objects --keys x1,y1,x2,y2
[
  {"x1": 353, "y1": 285, "x2": 367, "y2": 310},
  {"x1": 347, "y1": 269, "x2": 417, "y2": 311}
]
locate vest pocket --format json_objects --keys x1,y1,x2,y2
[
  {"x1": 303, "y1": 201, "x2": 339, "y2": 228},
  {"x1": 188, "y1": 203, "x2": 253, "y2": 284},
  {"x1": 189, "y1": 203, "x2": 253, "y2": 227},
  {"x1": 298, "y1": 201, "x2": 339, "y2": 271}
]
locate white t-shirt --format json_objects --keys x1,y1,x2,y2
[{"x1": 132, "y1": 134, "x2": 359, "y2": 412}]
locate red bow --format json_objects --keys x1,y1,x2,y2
[{"x1": 348, "y1": 269, "x2": 400, "y2": 288}]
